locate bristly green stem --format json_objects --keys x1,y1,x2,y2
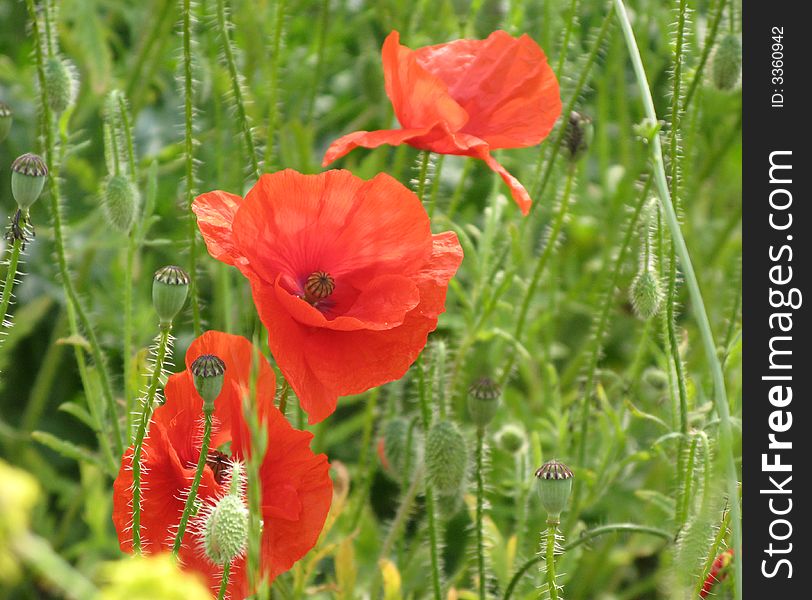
[
  {"x1": 172, "y1": 405, "x2": 214, "y2": 556},
  {"x1": 131, "y1": 324, "x2": 172, "y2": 553},
  {"x1": 25, "y1": 0, "x2": 123, "y2": 457},
  {"x1": 217, "y1": 563, "x2": 231, "y2": 600},
  {"x1": 264, "y1": 0, "x2": 287, "y2": 170},
  {"x1": 182, "y1": 0, "x2": 202, "y2": 335},
  {"x1": 216, "y1": 0, "x2": 260, "y2": 179},
  {"x1": 684, "y1": 0, "x2": 729, "y2": 107},
  {"x1": 475, "y1": 426, "x2": 487, "y2": 600},
  {"x1": 545, "y1": 526, "x2": 559, "y2": 600},
  {"x1": 554, "y1": 0, "x2": 581, "y2": 76},
  {"x1": 502, "y1": 523, "x2": 671, "y2": 600},
  {"x1": 612, "y1": 2, "x2": 741, "y2": 597},
  {"x1": 0, "y1": 234, "x2": 24, "y2": 332},
  {"x1": 500, "y1": 164, "x2": 576, "y2": 386}
]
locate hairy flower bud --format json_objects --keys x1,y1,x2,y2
[
  {"x1": 101, "y1": 174, "x2": 140, "y2": 232},
  {"x1": 535, "y1": 459, "x2": 574, "y2": 523},
  {"x1": 711, "y1": 35, "x2": 742, "y2": 91},
  {"x1": 152, "y1": 266, "x2": 190, "y2": 326},
  {"x1": 468, "y1": 377, "x2": 501, "y2": 429},
  {"x1": 203, "y1": 494, "x2": 249, "y2": 566},
  {"x1": 563, "y1": 111, "x2": 593, "y2": 162},
  {"x1": 191, "y1": 354, "x2": 226, "y2": 411},
  {"x1": 496, "y1": 423, "x2": 527, "y2": 454},
  {"x1": 426, "y1": 419, "x2": 468, "y2": 496},
  {"x1": 0, "y1": 102, "x2": 11, "y2": 143},
  {"x1": 43, "y1": 56, "x2": 78, "y2": 114},
  {"x1": 379, "y1": 417, "x2": 419, "y2": 481},
  {"x1": 630, "y1": 268, "x2": 664, "y2": 319},
  {"x1": 11, "y1": 153, "x2": 48, "y2": 211}
]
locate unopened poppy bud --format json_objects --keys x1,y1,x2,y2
[
  {"x1": 191, "y1": 354, "x2": 226, "y2": 411},
  {"x1": 0, "y1": 102, "x2": 11, "y2": 143},
  {"x1": 101, "y1": 174, "x2": 140, "y2": 232},
  {"x1": 426, "y1": 419, "x2": 468, "y2": 496},
  {"x1": 43, "y1": 56, "x2": 78, "y2": 114},
  {"x1": 496, "y1": 423, "x2": 527, "y2": 454},
  {"x1": 535, "y1": 459, "x2": 573, "y2": 523},
  {"x1": 711, "y1": 35, "x2": 742, "y2": 91},
  {"x1": 468, "y1": 377, "x2": 501, "y2": 429},
  {"x1": 642, "y1": 367, "x2": 668, "y2": 391},
  {"x1": 152, "y1": 265, "x2": 189, "y2": 326},
  {"x1": 630, "y1": 269, "x2": 664, "y2": 319},
  {"x1": 203, "y1": 494, "x2": 248, "y2": 566},
  {"x1": 380, "y1": 417, "x2": 419, "y2": 481},
  {"x1": 11, "y1": 153, "x2": 48, "y2": 211},
  {"x1": 563, "y1": 111, "x2": 593, "y2": 162}
]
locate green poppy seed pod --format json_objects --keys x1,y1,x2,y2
[
  {"x1": 563, "y1": 111, "x2": 593, "y2": 162},
  {"x1": 630, "y1": 269, "x2": 664, "y2": 319},
  {"x1": 203, "y1": 494, "x2": 248, "y2": 566},
  {"x1": 43, "y1": 56, "x2": 78, "y2": 114},
  {"x1": 11, "y1": 153, "x2": 48, "y2": 211},
  {"x1": 467, "y1": 377, "x2": 501, "y2": 429},
  {"x1": 426, "y1": 419, "x2": 468, "y2": 496},
  {"x1": 152, "y1": 266, "x2": 190, "y2": 326},
  {"x1": 496, "y1": 423, "x2": 527, "y2": 454},
  {"x1": 711, "y1": 35, "x2": 742, "y2": 91},
  {"x1": 380, "y1": 417, "x2": 419, "y2": 481},
  {"x1": 101, "y1": 174, "x2": 140, "y2": 232},
  {"x1": 535, "y1": 459, "x2": 574, "y2": 523},
  {"x1": 191, "y1": 354, "x2": 226, "y2": 412},
  {"x1": 0, "y1": 102, "x2": 11, "y2": 143}
]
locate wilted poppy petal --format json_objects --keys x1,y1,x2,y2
[
  {"x1": 474, "y1": 147, "x2": 532, "y2": 216},
  {"x1": 192, "y1": 190, "x2": 246, "y2": 268},
  {"x1": 322, "y1": 127, "x2": 432, "y2": 166}
]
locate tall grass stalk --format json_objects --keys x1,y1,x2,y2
[{"x1": 612, "y1": 2, "x2": 741, "y2": 597}]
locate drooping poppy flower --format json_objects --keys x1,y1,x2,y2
[
  {"x1": 112, "y1": 331, "x2": 333, "y2": 598},
  {"x1": 193, "y1": 169, "x2": 463, "y2": 424},
  {"x1": 322, "y1": 30, "x2": 562, "y2": 215}
]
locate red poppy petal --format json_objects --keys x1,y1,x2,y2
[
  {"x1": 274, "y1": 273, "x2": 419, "y2": 331},
  {"x1": 192, "y1": 190, "x2": 246, "y2": 268},
  {"x1": 322, "y1": 127, "x2": 432, "y2": 166},
  {"x1": 383, "y1": 31, "x2": 469, "y2": 131},
  {"x1": 412, "y1": 232, "x2": 464, "y2": 319},
  {"x1": 414, "y1": 31, "x2": 561, "y2": 148},
  {"x1": 474, "y1": 147, "x2": 533, "y2": 215}
]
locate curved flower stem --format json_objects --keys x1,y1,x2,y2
[
  {"x1": 131, "y1": 324, "x2": 173, "y2": 554},
  {"x1": 217, "y1": 563, "x2": 231, "y2": 600},
  {"x1": 25, "y1": 0, "x2": 122, "y2": 457},
  {"x1": 475, "y1": 426, "x2": 487, "y2": 600},
  {"x1": 554, "y1": 0, "x2": 580, "y2": 76},
  {"x1": 500, "y1": 164, "x2": 576, "y2": 386},
  {"x1": 612, "y1": 2, "x2": 741, "y2": 598},
  {"x1": 172, "y1": 405, "x2": 214, "y2": 556},
  {"x1": 545, "y1": 526, "x2": 559, "y2": 600},
  {"x1": 0, "y1": 232, "x2": 24, "y2": 333},
  {"x1": 416, "y1": 356, "x2": 443, "y2": 600},
  {"x1": 502, "y1": 523, "x2": 671, "y2": 600}
]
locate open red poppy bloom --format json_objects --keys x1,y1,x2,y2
[
  {"x1": 193, "y1": 169, "x2": 463, "y2": 424},
  {"x1": 112, "y1": 331, "x2": 333, "y2": 598},
  {"x1": 322, "y1": 30, "x2": 562, "y2": 215}
]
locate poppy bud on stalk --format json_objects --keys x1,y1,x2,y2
[
  {"x1": 426, "y1": 419, "x2": 468, "y2": 496},
  {"x1": 468, "y1": 377, "x2": 501, "y2": 429},
  {"x1": 496, "y1": 423, "x2": 527, "y2": 454},
  {"x1": 202, "y1": 494, "x2": 249, "y2": 566},
  {"x1": 380, "y1": 417, "x2": 420, "y2": 481},
  {"x1": 0, "y1": 103, "x2": 11, "y2": 143},
  {"x1": 191, "y1": 354, "x2": 226, "y2": 412},
  {"x1": 152, "y1": 266, "x2": 190, "y2": 326},
  {"x1": 711, "y1": 35, "x2": 742, "y2": 91},
  {"x1": 101, "y1": 174, "x2": 140, "y2": 232},
  {"x1": 43, "y1": 56, "x2": 78, "y2": 114},
  {"x1": 563, "y1": 111, "x2": 593, "y2": 162},
  {"x1": 535, "y1": 459, "x2": 574, "y2": 524},
  {"x1": 11, "y1": 153, "x2": 48, "y2": 211},
  {"x1": 629, "y1": 268, "x2": 664, "y2": 319}
]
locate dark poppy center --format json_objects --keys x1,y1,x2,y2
[
  {"x1": 304, "y1": 271, "x2": 335, "y2": 303},
  {"x1": 206, "y1": 449, "x2": 231, "y2": 485}
]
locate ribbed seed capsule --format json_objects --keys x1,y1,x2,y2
[
  {"x1": 467, "y1": 377, "x2": 501, "y2": 428},
  {"x1": 101, "y1": 174, "x2": 140, "y2": 232},
  {"x1": 426, "y1": 419, "x2": 468, "y2": 496},
  {"x1": 203, "y1": 494, "x2": 248, "y2": 566},
  {"x1": 152, "y1": 266, "x2": 190, "y2": 326},
  {"x1": 43, "y1": 56, "x2": 78, "y2": 114},
  {"x1": 11, "y1": 153, "x2": 48, "y2": 211},
  {"x1": 304, "y1": 271, "x2": 335, "y2": 301},
  {"x1": 0, "y1": 102, "x2": 11, "y2": 143},
  {"x1": 191, "y1": 354, "x2": 226, "y2": 411},
  {"x1": 711, "y1": 35, "x2": 742, "y2": 91},
  {"x1": 535, "y1": 459, "x2": 574, "y2": 522}
]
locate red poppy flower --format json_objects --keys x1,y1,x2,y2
[
  {"x1": 322, "y1": 30, "x2": 562, "y2": 215},
  {"x1": 112, "y1": 331, "x2": 333, "y2": 598},
  {"x1": 193, "y1": 169, "x2": 463, "y2": 424}
]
